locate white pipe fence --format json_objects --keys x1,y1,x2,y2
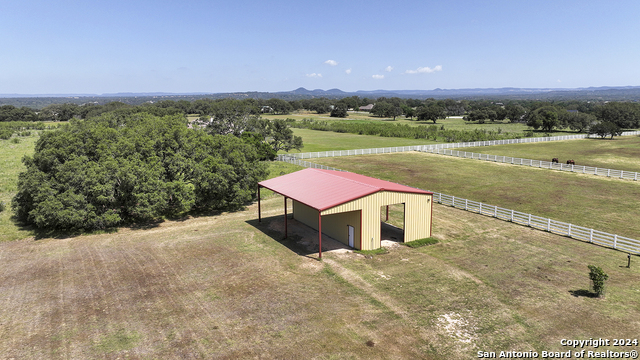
[
  {"x1": 286, "y1": 131, "x2": 640, "y2": 160},
  {"x1": 277, "y1": 157, "x2": 640, "y2": 255},
  {"x1": 420, "y1": 148, "x2": 640, "y2": 181}
]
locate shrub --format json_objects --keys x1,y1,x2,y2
[
  {"x1": 0, "y1": 201, "x2": 5, "y2": 212},
  {"x1": 404, "y1": 237, "x2": 439, "y2": 248},
  {"x1": 587, "y1": 265, "x2": 608, "y2": 297}
]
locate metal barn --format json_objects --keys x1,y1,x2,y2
[{"x1": 257, "y1": 168, "x2": 433, "y2": 257}]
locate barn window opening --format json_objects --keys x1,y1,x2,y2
[{"x1": 381, "y1": 203, "x2": 405, "y2": 243}]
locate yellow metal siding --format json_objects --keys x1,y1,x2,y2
[
  {"x1": 322, "y1": 210, "x2": 361, "y2": 248},
  {"x1": 292, "y1": 200, "x2": 361, "y2": 248},
  {"x1": 323, "y1": 191, "x2": 432, "y2": 250},
  {"x1": 292, "y1": 200, "x2": 319, "y2": 228},
  {"x1": 403, "y1": 194, "x2": 432, "y2": 242},
  {"x1": 292, "y1": 192, "x2": 432, "y2": 251}
]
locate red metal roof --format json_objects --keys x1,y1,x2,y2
[{"x1": 259, "y1": 168, "x2": 432, "y2": 211}]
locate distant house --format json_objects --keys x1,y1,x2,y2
[{"x1": 359, "y1": 104, "x2": 374, "y2": 112}]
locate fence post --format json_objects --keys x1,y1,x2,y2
[
  {"x1": 594, "y1": 167, "x2": 598, "y2": 176},
  {"x1": 452, "y1": 196, "x2": 455, "y2": 207},
  {"x1": 494, "y1": 206, "x2": 497, "y2": 217},
  {"x1": 465, "y1": 199, "x2": 468, "y2": 210},
  {"x1": 528, "y1": 213, "x2": 531, "y2": 226},
  {"x1": 590, "y1": 229, "x2": 593, "y2": 243},
  {"x1": 614, "y1": 234, "x2": 617, "y2": 249},
  {"x1": 607, "y1": 169, "x2": 610, "y2": 177},
  {"x1": 636, "y1": 172, "x2": 638, "y2": 181},
  {"x1": 568, "y1": 223, "x2": 572, "y2": 237},
  {"x1": 511, "y1": 209, "x2": 514, "y2": 222},
  {"x1": 547, "y1": 218, "x2": 551, "y2": 232}
]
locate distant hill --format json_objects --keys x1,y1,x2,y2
[{"x1": 2, "y1": 86, "x2": 640, "y2": 107}]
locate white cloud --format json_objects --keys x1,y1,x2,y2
[
  {"x1": 345, "y1": 68, "x2": 352, "y2": 74},
  {"x1": 372, "y1": 74, "x2": 384, "y2": 79},
  {"x1": 385, "y1": 66, "x2": 393, "y2": 72},
  {"x1": 306, "y1": 73, "x2": 322, "y2": 78},
  {"x1": 324, "y1": 60, "x2": 338, "y2": 66},
  {"x1": 405, "y1": 65, "x2": 443, "y2": 74}
]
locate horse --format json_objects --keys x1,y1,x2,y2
[
  {"x1": 566, "y1": 159, "x2": 575, "y2": 165},
  {"x1": 552, "y1": 158, "x2": 559, "y2": 163}
]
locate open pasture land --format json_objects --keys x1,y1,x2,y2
[
  {"x1": 1, "y1": 197, "x2": 639, "y2": 359},
  {"x1": 286, "y1": 128, "x2": 438, "y2": 153},
  {"x1": 314, "y1": 152, "x2": 640, "y2": 240},
  {"x1": 461, "y1": 135, "x2": 640, "y2": 173},
  {"x1": 264, "y1": 112, "x2": 569, "y2": 136}
]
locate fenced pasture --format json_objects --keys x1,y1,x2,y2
[
  {"x1": 2, "y1": 195, "x2": 639, "y2": 359},
  {"x1": 459, "y1": 135, "x2": 640, "y2": 173},
  {"x1": 281, "y1": 157, "x2": 640, "y2": 255},
  {"x1": 309, "y1": 152, "x2": 640, "y2": 241},
  {"x1": 434, "y1": 193, "x2": 640, "y2": 254},
  {"x1": 285, "y1": 131, "x2": 640, "y2": 159},
  {"x1": 420, "y1": 147, "x2": 640, "y2": 181}
]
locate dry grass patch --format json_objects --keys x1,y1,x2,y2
[
  {"x1": 0, "y1": 199, "x2": 430, "y2": 359},
  {"x1": 1, "y1": 197, "x2": 639, "y2": 359},
  {"x1": 330, "y1": 205, "x2": 640, "y2": 358}
]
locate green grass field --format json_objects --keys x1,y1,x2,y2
[
  {"x1": 264, "y1": 111, "x2": 574, "y2": 136},
  {"x1": 0, "y1": 134, "x2": 39, "y2": 242},
  {"x1": 315, "y1": 152, "x2": 640, "y2": 240},
  {"x1": 284, "y1": 128, "x2": 439, "y2": 153}
]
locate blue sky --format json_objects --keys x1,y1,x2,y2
[{"x1": 1, "y1": 0, "x2": 639, "y2": 94}]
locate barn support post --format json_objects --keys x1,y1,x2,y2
[
  {"x1": 258, "y1": 186, "x2": 262, "y2": 222},
  {"x1": 284, "y1": 196, "x2": 288, "y2": 239},
  {"x1": 318, "y1": 213, "x2": 322, "y2": 259},
  {"x1": 386, "y1": 205, "x2": 389, "y2": 221}
]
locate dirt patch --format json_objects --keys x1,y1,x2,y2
[{"x1": 436, "y1": 312, "x2": 477, "y2": 348}]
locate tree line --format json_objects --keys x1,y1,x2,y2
[
  {"x1": 290, "y1": 119, "x2": 526, "y2": 143},
  {"x1": 10, "y1": 98, "x2": 306, "y2": 231},
  {"x1": 12, "y1": 113, "x2": 270, "y2": 230},
  {"x1": 3, "y1": 97, "x2": 640, "y2": 142}
]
